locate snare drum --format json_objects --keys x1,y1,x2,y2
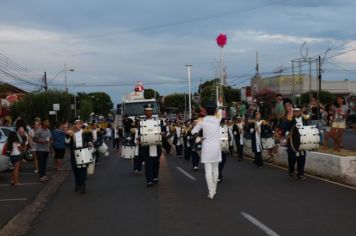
[
  {"x1": 140, "y1": 119, "x2": 162, "y2": 146},
  {"x1": 75, "y1": 148, "x2": 94, "y2": 167},
  {"x1": 220, "y1": 126, "x2": 229, "y2": 152},
  {"x1": 121, "y1": 145, "x2": 135, "y2": 159},
  {"x1": 262, "y1": 137, "x2": 275, "y2": 149},
  {"x1": 290, "y1": 125, "x2": 319, "y2": 152}
]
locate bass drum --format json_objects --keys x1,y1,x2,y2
[
  {"x1": 220, "y1": 126, "x2": 229, "y2": 152},
  {"x1": 75, "y1": 148, "x2": 94, "y2": 167},
  {"x1": 140, "y1": 119, "x2": 162, "y2": 146},
  {"x1": 262, "y1": 137, "x2": 275, "y2": 149},
  {"x1": 121, "y1": 145, "x2": 135, "y2": 159},
  {"x1": 290, "y1": 125, "x2": 319, "y2": 152}
]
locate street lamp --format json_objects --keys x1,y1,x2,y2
[
  {"x1": 185, "y1": 65, "x2": 192, "y2": 120},
  {"x1": 49, "y1": 65, "x2": 75, "y2": 92}
]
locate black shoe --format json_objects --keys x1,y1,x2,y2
[
  {"x1": 297, "y1": 175, "x2": 307, "y2": 181},
  {"x1": 80, "y1": 186, "x2": 86, "y2": 194},
  {"x1": 147, "y1": 182, "x2": 153, "y2": 187},
  {"x1": 75, "y1": 185, "x2": 80, "y2": 192},
  {"x1": 153, "y1": 178, "x2": 159, "y2": 184}
]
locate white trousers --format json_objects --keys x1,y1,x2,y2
[{"x1": 204, "y1": 162, "x2": 219, "y2": 197}]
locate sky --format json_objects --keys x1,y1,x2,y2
[{"x1": 0, "y1": 0, "x2": 355, "y2": 104}]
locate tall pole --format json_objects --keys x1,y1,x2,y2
[
  {"x1": 185, "y1": 65, "x2": 192, "y2": 120},
  {"x1": 44, "y1": 72, "x2": 48, "y2": 92},
  {"x1": 64, "y1": 63, "x2": 68, "y2": 93}
]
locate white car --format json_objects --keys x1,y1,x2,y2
[{"x1": 0, "y1": 128, "x2": 10, "y2": 172}]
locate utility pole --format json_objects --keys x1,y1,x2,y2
[
  {"x1": 185, "y1": 65, "x2": 192, "y2": 120},
  {"x1": 44, "y1": 72, "x2": 48, "y2": 92},
  {"x1": 64, "y1": 63, "x2": 68, "y2": 93}
]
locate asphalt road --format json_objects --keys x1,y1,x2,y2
[{"x1": 27, "y1": 145, "x2": 356, "y2": 236}]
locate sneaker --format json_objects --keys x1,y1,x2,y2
[
  {"x1": 147, "y1": 182, "x2": 153, "y2": 187},
  {"x1": 298, "y1": 175, "x2": 307, "y2": 181},
  {"x1": 193, "y1": 166, "x2": 198, "y2": 171},
  {"x1": 34, "y1": 169, "x2": 39, "y2": 173},
  {"x1": 153, "y1": 178, "x2": 159, "y2": 183}
]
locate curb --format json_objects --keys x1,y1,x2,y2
[{"x1": 0, "y1": 171, "x2": 70, "y2": 236}]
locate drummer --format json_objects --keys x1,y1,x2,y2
[
  {"x1": 284, "y1": 105, "x2": 309, "y2": 180},
  {"x1": 137, "y1": 104, "x2": 162, "y2": 187},
  {"x1": 65, "y1": 117, "x2": 93, "y2": 194}
]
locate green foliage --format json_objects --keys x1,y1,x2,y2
[
  {"x1": 88, "y1": 92, "x2": 113, "y2": 115},
  {"x1": 163, "y1": 93, "x2": 187, "y2": 112},
  {"x1": 144, "y1": 88, "x2": 160, "y2": 99},
  {"x1": 300, "y1": 90, "x2": 335, "y2": 105},
  {"x1": 199, "y1": 79, "x2": 240, "y2": 106},
  {"x1": 10, "y1": 90, "x2": 73, "y2": 124},
  {"x1": 78, "y1": 98, "x2": 93, "y2": 121}
]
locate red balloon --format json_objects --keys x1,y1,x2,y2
[{"x1": 216, "y1": 34, "x2": 227, "y2": 48}]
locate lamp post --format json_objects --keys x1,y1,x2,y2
[
  {"x1": 64, "y1": 64, "x2": 75, "y2": 93},
  {"x1": 185, "y1": 65, "x2": 192, "y2": 120}
]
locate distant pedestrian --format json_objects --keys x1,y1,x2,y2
[
  {"x1": 8, "y1": 131, "x2": 24, "y2": 186},
  {"x1": 105, "y1": 124, "x2": 112, "y2": 141},
  {"x1": 34, "y1": 120, "x2": 52, "y2": 183}
]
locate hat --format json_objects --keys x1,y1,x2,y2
[
  {"x1": 293, "y1": 105, "x2": 302, "y2": 111},
  {"x1": 73, "y1": 117, "x2": 82, "y2": 124},
  {"x1": 144, "y1": 104, "x2": 153, "y2": 111},
  {"x1": 235, "y1": 115, "x2": 242, "y2": 119}
]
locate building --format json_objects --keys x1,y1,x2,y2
[
  {"x1": 0, "y1": 83, "x2": 28, "y2": 118},
  {"x1": 251, "y1": 74, "x2": 356, "y2": 96}
]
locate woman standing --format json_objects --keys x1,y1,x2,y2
[
  {"x1": 34, "y1": 120, "x2": 52, "y2": 183},
  {"x1": 330, "y1": 96, "x2": 348, "y2": 151},
  {"x1": 8, "y1": 131, "x2": 24, "y2": 186}
]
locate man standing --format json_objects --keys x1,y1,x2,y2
[
  {"x1": 285, "y1": 105, "x2": 309, "y2": 180},
  {"x1": 137, "y1": 104, "x2": 162, "y2": 187},
  {"x1": 191, "y1": 101, "x2": 222, "y2": 199},
  {"x1": 66, "y1": 118, "x2": 93, "y2": 194},
  {"x1": 233, "y1": 116, "x2": 244, "y2": 161}
]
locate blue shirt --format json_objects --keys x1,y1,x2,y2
[{"x1": 52, "y1": 129, "x2": 66, "y2": 149}]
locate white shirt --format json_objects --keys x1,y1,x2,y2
[
  {"x1": 295, "y1": 117, "x2": 303, "y2": 127},
  {"x1": 11, "y1": 142, "x2": 21, "y2": 156},
  {"x1": 105, "y1": 128, "x2": 112, "y2": 137},
  {"x1": 237, "y1": 123, "x2": 244, "y2": 145},
  {"x1": 192, "y1": 116, "x2": 222, "y2": 163},
  {"x1": 255, "y1": 120, "x2": 263, "y2": 152}
]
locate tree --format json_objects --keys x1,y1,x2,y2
[
  {"x1": 10, "y1": 90, "x2": 73, "y2": 124},
  {"x1": 87, "y1": 92, "x2": 113, "y2": 115},
  {"x1": 144, "y1": 88, "x2": 160, "y2": 99},
  {"x1": 199, "y1": 78, "x2": 240, "y2": 106},
  {"x1": 254, "y1": 89, "x2": 278, "y2": 118},
  {"x1": 300, "y1": 90, "x2": 335, "y2": 105},
  {"x1": 78, "y1": 98, "x2": 94, "y2": 121},
  {"x1": 163, "y1": 93, "x2": 187, "y2": 113}
]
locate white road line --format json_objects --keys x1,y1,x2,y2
[
  {"x1": 0, "y1": 198, "x2": 27, "y2": 202},
  {"x1": 0, "y1": 172, "x2": 52, "y2": 176},
  {"x1": 263, "y1": 161, "x2": 356, "y2": 191},
  {"x1": 241, "y1": 212, "x2": 280, "y2": 236},
  {"x1": 176, "y1": 167, "x2": 196, "y2": 181},
  {"x1": 0, "y1": 182, "x2": 42, "y2": 187}
]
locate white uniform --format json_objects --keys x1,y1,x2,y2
[
  {"x1": 192, "y1": 116, "x2": 222, "y2": 163},
  {"x1": 192, "y1": 115, "x2": 221, "y2": 199}
]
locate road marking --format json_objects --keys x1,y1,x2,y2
[
  {"x1": 176, "y1": 167, "x2": 196, "y2": 181},
  {"x1": 241, "y1": 212, "x2": 280, "y2": 236},
  {"x1": 0, "y1": 182, "x2": 42, "y2": 188},
  {"x1": 0, "y1": 198, "x2": 27, "y2": 202},
  {"x1": 0, "y1": 172, "x2": 52, "y2": 176}
]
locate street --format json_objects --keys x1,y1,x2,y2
[{"x1": 26, "y1": 145, "x2": 356, "y2": 236}]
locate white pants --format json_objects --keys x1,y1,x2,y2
[{"x1": 204, "y1": 162, "x2": 219, "y2": 197}]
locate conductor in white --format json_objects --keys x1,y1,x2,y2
[{"x1": 191, "y1": 101, "x2": 222, "y2": 199}]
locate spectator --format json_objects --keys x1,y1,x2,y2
[
  {"x1": 28, "y1": 118, "x2": 41, "y2": 173},
  {"x1": 283, "y1": 98, "x2": 293, "y2": 122},
  {"x1": 34, "y1": 119, "x2": 52, "y2": 182},
  {"x1": 52, "y1": 122, "x2": 67, "y2": 171},
  {"x1": 273, "y1": 93, "x2": 285, "y2": 127},
  {"x1": 323, "y1": 103, "x2": 335, "y2": 149},
  {"x1": 330, "y1": 96, "x2": 348, "y2": 151},
  {"x1": 348, "y1": 94, "x2": 356, "y2": 131},
  {"x1": 239, "y1": 101, "x2": 247, "y2": 119},
  {"x1": 122, "y1": 115, "x2": 134, "y2": 138},
  {"x1": 8, "y1": 131, "x2": 24, "y2": 186},
  {"x1": 105, "y1": 124, "x2": 112, "y2": 141}
]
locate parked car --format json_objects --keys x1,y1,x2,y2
[{"x1": 0, "y1": 128, "x2": 10, "y2": 172}]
